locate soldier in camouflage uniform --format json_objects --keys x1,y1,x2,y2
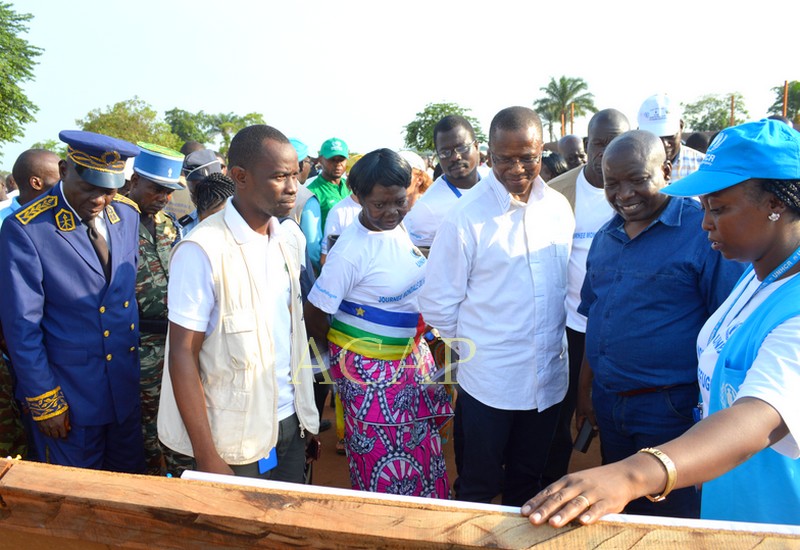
[
  {"x1": 0, "y1": 353, "x2": 27, "y2": 458},
  {"x1": 128, "y1": 144, "x2": 191, "y2": 475}
]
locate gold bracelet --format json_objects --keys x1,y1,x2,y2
[{"x1": 638, "y1": 447, "x2": 677, "y2": 502}]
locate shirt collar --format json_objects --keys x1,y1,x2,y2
[
  {"x1": 224, "y1": 196, "x2": 281, "y2": 244},
  {"x1": 658, "y1": 195, "x2": 683, "y2": 227},
  {"x1": 486, "y1": 170, "x2": 546, "y2": 211},
  {"x1": 609, "y1": 195, "x2": 680, "y2": 233},
  {"x1": 58, "y1": 182, "x2": 105, "y2": 223},
  {"x1": 315, "y1": 174, "x2": 345, "y2": 187}
]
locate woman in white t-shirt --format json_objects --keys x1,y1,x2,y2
[
  {"x1": 522, "y1": 120, "x2": 800, "y2": 527},
  {"x1": 306, "y1": 149, "x2": 453, "y2": 498}
]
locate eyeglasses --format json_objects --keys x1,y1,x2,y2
[
  {"x1": 490, "y1": 153, "x2": 542, "y2": 167},
  {"x1": 437, "y1": 140, "x2": 477, "y2": 159}
]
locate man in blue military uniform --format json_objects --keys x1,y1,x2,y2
[{"x1": 0, "y1": 130, "x2": 145, "y2": 473}]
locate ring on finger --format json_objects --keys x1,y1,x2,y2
[{"x1": 574, "y1": 494, "x2": 591, "y2": 509}]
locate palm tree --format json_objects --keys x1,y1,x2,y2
[
  {"x1": 535, "y1": 104, "x2": 562, "y2": 143},
  {"x1": 533, "y1": 76, "x2": 597, "y2": 139},
  {"x1": 768, "y1": 80, "x2": 800, "y2": 122},
  {"x1": 207, "y1": 112, "x2": 266, "y2": 156}
]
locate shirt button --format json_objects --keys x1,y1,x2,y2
[
  {"x1": 99, "y1": 306, "x2": 106, "y2": 313},
  {"x1": 124, "y1": 301, "x2": 130, "y2": 308},
  {"x1": 106, "y1": 354, "x2": 112, "y2": 361},
  {"x1": 103, "y1": 330, "x2": 110, "y2": 337}
]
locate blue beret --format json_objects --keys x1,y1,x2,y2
[
  {"x1": 59, "y1": 130, "x2": 140, "y2": 189},
  {"x1": 133, "y1": 143, "x2": 185, "y2": 190},
  {"x1": 182, "y1": 149, "x2": 222, "y2": 182}
]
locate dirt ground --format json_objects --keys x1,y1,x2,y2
[{"x1": 309, "y1": 391, "x2": 602, "y2": 497}]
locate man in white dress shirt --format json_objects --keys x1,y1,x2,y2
[{"x1": 420, "y1": 106, "x2": 574, "y2": 506}]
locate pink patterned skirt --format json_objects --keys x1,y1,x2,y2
[{"x1": 328, "y1": 340, "x2": 453, "y2": 498}]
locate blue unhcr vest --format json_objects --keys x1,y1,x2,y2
[{"x1": 703, "y1": 266, "x2": 800, "y2": 525}]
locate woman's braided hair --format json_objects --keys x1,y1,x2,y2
[
  {"x1": 760, "y1": 179, "x2": 800, "y2": 216},
  {"x1": 194, "y1": 172, "x2": 235, "y2": 217}
]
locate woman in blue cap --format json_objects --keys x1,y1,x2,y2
[{"x1": 521, "y1": 119, "x2": 800, "y2": 527}]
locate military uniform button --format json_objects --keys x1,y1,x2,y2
[
  {"x1": 99, "y1": 306, "x2": 106, "y2": 313},
  {"x1": 130, "y1": 323, "x2": 135, "y2": 330},
  {"x1": 124, "y1": 301, "x2": 129, "y2": 308},
  {"x1": 129, "y1": 346, "x2": 135, "y2": 352},
  {"x1": 106, "y1": 354, "x2": 112, "y2": 361},
  {"x1": 103, "y1": 330, "x2": 110, "y2": 337}
]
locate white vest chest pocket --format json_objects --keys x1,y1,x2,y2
[{"x1": 222, "y1": 310, "x2": 260, "y2": 371}]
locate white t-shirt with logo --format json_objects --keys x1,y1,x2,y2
[
  {"x1": 404, "y1": 176, "x2": 477, "y2": 248},
  {"x1": 310, "y1": 218, "x2": 426, "y2": 319},
  {"x1": 695, "y1": 271, "x2": 800, "y2": 458},
  {"x1": 566, "y1": 171, "x2": 614, "y2": 332},
  {"x1": 321, "y1": 194, "x2": 361, "y2": 255}
]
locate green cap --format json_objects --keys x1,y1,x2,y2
[{"x1": 319, "y1": 137, "x2": 349, "y2": 159}]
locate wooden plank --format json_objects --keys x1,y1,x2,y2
[
  {"x1": 0, "y1": 528, "x2": 112, "y2": 550},
  {"x1": 0, "y1": 459, "x2": 798, "y2": 549}
]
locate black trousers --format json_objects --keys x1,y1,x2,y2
[
  {"x1": 541, "y1": 326, "x2": 585, "y2": 486},
  {"x1": 454, "y1": 388, "x2": 561, "y2": 506}
]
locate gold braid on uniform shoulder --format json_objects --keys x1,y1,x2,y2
[
  {"x1": 14, "y1": 195, "x2": 58, "y2": 225},
  {"x1": 112, "y1": 193, "x2": 141, "y2": 213},
  {"x1": 26, "y1": 386, "x2": 69, "y2": 421}
]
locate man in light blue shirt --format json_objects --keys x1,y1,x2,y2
[{"x1": 0, "y1": 149, "x2": 60, "y2": 225}]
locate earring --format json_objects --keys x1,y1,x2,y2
[{"x1": 769, "y1": 212, "x2": 780, "y2": 222}]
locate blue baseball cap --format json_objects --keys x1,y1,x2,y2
[
  {"x1": 661, "y1": 119, "x2": 800, "y2": 197},
  {"x1": 59, "y1": 130, "x2": 140, "y2": 189},
  {"x1": 290, "y1": 138, "x2": 309, "y2": 160},
  {"x1": 133, "y1": 143, "x2": 185, "y2": 190}
]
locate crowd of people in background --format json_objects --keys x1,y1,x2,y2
[{"x1": 0, "y1": 92, "x2": 798, "y2": 527}]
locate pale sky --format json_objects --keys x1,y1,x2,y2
[{"x1": 1, "y1": 0, "x2": 795, "y2": 171}]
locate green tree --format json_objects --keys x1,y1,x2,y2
[
  {"x1": 77, "y1": 97, "x2": 182, "y2": 149},
  {"x1": 768, "y1": 81, "x2": 800, "y2": 123},
  {"x1": 164, "y1": 108, "x2": 213, "y2": 144},
  {"x1": 30, "y1": 139, "x2": 66, "y2": 158},
  {"x1": 207, "y1": 112, "x2": 266, "y2": 156},
  {"x1": 682, "y1": 93, "x2": 749, "y2": 132},
  {"x1": 403, "y1": 102, "x2": 486, "y2": 153},
  {"x1": 533, "y1": 76, "x2": 597, "y2": 140},
  {"x1": 0, "y1": 3, "x2": 43, "y2": 152}
]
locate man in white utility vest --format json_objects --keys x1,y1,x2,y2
[{"x1": 158, "y1": 124, "x2": 319, "y2": 482}]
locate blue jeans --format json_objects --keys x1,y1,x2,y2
[{"x1": 592, "y1": 381, "x2": 700, "y2": 519}]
